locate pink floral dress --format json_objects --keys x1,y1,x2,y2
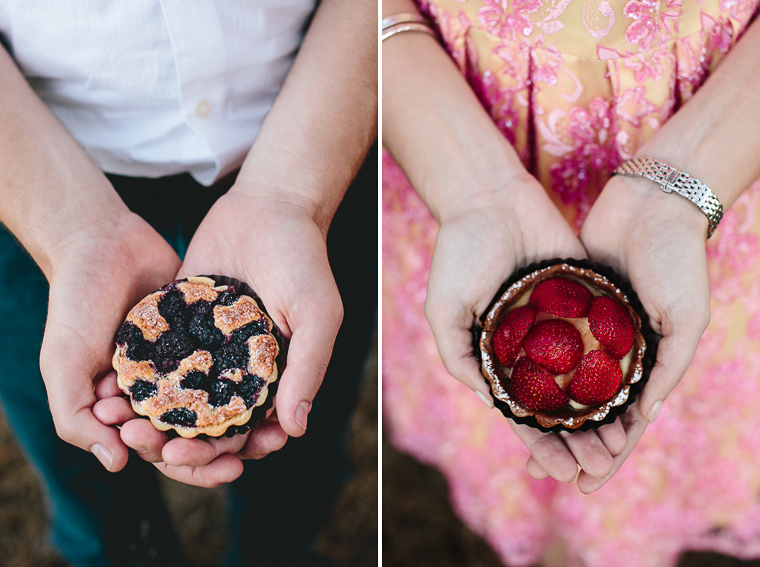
[{"x1": 382, "y1": 1, "x2": 760, "y2": 566}]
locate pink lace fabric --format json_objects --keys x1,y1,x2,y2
[{"x1": 382, "y1": 1, "x2": 760, "y2": 566}]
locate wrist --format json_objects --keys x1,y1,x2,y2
[
  {"x1": 614, "y1": 157, "x2": 722, "y2": 238},
  {"x1": 6, "y1": 181, "x2": 128, "y2": 279},
  {"x1": 46, "y1": 202, "x2": 136, "y2": 272},
  {"x1": 233, "y1": 142, "x2": 356, "y2": 237},
  {"x1": 587, "y1": 175, "x2": 709, "y2": 245},
  {"x1": 433, "y1": 168, "x2": 544, "y2": 226},
  {"x1": 228, "y1": 181, "x2": 337, "y2": 237},
  {"x1": 226, "y1": 182, "x2": 334, "y2": 239}
]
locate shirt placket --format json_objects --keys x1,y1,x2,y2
[{"x1": 158, "y1": 0, "x2": 228, "y2": 173}]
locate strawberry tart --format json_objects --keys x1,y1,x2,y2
[{"x1": 478, "y1": 259, "x2": 657, "y2": 431}]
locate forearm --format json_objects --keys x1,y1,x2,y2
[
  {"x1": 635, "y1": 17, "x2": 760, "y2": 209},
  {"x1": 235, "y1": 0, "x2": 377, "y2": 234},
  {"x1": 382, "y1": 0, "x2": 529, "y2": 224},
  {"x1": 0, "y1": 47, "x2": 125, "y2": 277}
]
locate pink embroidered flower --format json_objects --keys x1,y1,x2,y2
[
  {"x1": 469, "y1": 69, "x2": 521, "y2": 146},
  {"x1": 706, "y1": 199, "x2": 760, "y2": 274},
  {"x1": 704, "y1": 13, "x2": 734, "y2": 53},
  {"x1": 583, "y1": 0, "x2": 617, "y2": 40},
  {"x1": 675, "y1": 14, "x2": 734, "y2": 103},
  {"x1": 616, "y1": 86, "x2": 658, "y2": 127},
  {"x1": 550, "y1": 98, "x2": 621, "y2": 226},
  {"x1": 623, "y1": 0, "x2": 683, "y2": 50},
  {"x1": 720, "y1": 0, "x2": 758, "y2": 20},
  {"x1": 422, "y1": 6, "x2": 471, "y2": 70},
  {"x1": 621, "y1": 47, "x2": 675, "y2": 82},
  {"x1": 530, "y1": 39, "x2": 563, "y2": 86},
  {"x1": 493, "y1": 39, "x2": 531, "y2": 85},
  {"x1": 478, "y1": 0, "x2": 540, "y2": 39}
]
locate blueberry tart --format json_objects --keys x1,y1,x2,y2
[
  {"x1": 112, "y1": 276, "x2": 285, "y2": 438},
  {"x1": 478, "y1": 259, "x2": 657, "y2": 432}
]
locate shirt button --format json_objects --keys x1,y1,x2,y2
[{"x1": 196, "y1": 100, "x2": 212, "y2": 118}]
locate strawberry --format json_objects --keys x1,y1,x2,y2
[
  {"x1": 529, "y1": 276, "x2": 592, "y2": 318},
  {"x1": 523, "y1": 319, "x2": 583, "y2": 374},
  {"x1": 510, "y1": 358, "x2": 569, "y2": 411},
  {"x1": 588, "y1": 296, "x2": 635, "y2": 359},
  {"x1": 493, "y1": 305, "x2": 538, "y2": 367},
  {"x1": 567, "y1": 349, "x2": 622, "y2": 405}
]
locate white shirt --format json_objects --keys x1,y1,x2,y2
[{"x1": 0, "y1": 1, "x2": 316, "y2": 185}]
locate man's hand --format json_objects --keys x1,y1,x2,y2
[
  {"x1": 98, "y1": 189, "x2": 343, "y2": 486},
  {"x1": 41, "y1": 210, "x2": 181, "y2": 472}
]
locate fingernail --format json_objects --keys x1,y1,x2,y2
[
  {"x1": 475, "y1": 390, "x2": 494, "y2": 409},
  {"x1": 648, "y1": 401, "x2": 663, "y2": 423},
  {"x1": 294, "y1": 401, "x2": 311, "y2": 431},
  {"x1": 135, "y1": 446, "x2": 148, "y2": 454},
  {"x1": 91, "y1": 444, "x2": 114, "y2": 471}
]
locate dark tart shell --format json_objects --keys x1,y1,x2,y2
[{"x1": 478, "y1": 258, "x2": 658, "y2": 432}]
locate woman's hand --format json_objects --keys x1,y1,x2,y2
[
  {"x1": 573, "y1": 174, "x2": 711, "y2": 492},
  {"x1": 425, "y1": 172, "x2": 634, "y2": 486},
  {"x1": 425, "y1": 172, "x2": 586, "y2": 396}
]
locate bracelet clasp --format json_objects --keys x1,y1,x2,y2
[{"x1": 663, "y1": 168, "x2": 681, "y2": 194}]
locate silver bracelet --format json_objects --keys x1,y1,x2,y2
[
  {"x1": 381, "y1": 12, "x2": 438, "y2": 43},
  {"x1": 382, "y1": 22, "x2": 437, "y2": 42},
  {"x1": 612, "y1": 157, "x2": 724, "y2": 238},
  {"x1": 381, "y1": 13, "x2": 427, "y2": 30}
]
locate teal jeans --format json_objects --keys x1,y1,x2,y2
[{"x1": 0, "y1": 219, "x2": 185, "y2": 567}]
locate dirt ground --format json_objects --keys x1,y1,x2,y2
[
  {"x1": 0, "y1": 340, "x2": 378, "y2": 567},
  {"x1": 383, "y1": 440, "x2": 760, "y2": 567}
]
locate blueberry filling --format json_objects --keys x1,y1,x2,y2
[
  {"x1": 179, "y1": 372, "x2": 264, "y2": 408},
  {"x1": 231, "y1": 319, "x2": 268, "y2": 344},
  {"x1": 237, "y1": 375, "x2": 264, "y2": 408},
  {"x1": 160, "y1": 408, "x2": 197, "y2": 427},
  {"x1": 213, "y1": 342, "x2": 249, "y2": 374},
  {"x1": 129, "y1": 342, "x2": 155, "y2": 363},
  {"x1": 208, "y1": 379, "x2": 236, "y2": 407},
  {"x1": 115, "y1": 321, "x2": 138, "y2": 345},
  {"x1": 129, "y1": 379, "x2": 158, "y2": 402},
  {"x1": 117, "y1": 322, "x2": 155, "y2": 362},
  {"x1": 190, "y1": 300, "x2": 213, "y2": 315},
  {"x1": 188, "y1": 313, "x2": 224, "y2": 351},
  {"x1": 154, "y1": 357, "x2": 181, "y2": 375},
  {"x1": 158, "y1": 290, "x2": 190, "y2": 332},
  {"x1": 215, "y1": 289, "x2": 238, "y2": 306},
  {"x1": 155, "y1": 331, "x2": 194, "y2": 360},
  {"x1": 180, "y1": 370, "x2": 211, "y2": 391},
  {"x1": 151, "y1": 333, "x2": 195, "y2": 374}
]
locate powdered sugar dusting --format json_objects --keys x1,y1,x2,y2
[
  {"x1": 177, "y1": 350, "x2": 213, "y2": 374},
  {"x1": 136, "y1": 373, "x2": 254, "y2": 431},
  {"x1": 214, "y1": 298, "x2": 263, "y2": 335},
  {"x1": 177, "y1": 281, "x2": 219, "y2": 303},
  {"x1": 248, "y1": 335, "x2": 278, "y2": 378},
  {"x1": 113, "y1": 346, "x2": 155, "y2": 390},
  {"x1": 127, "y1": 292, "x2": 167, "y2": 341}
]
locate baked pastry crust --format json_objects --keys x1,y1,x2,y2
[
  {"x1": 479, "y1": 260, "x2": 654, "y2": 432},
  {"x1": 112, "y1": 276, "x2": 283, "y2": 438}
]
